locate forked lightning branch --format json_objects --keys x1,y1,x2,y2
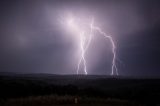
[{"x1": 61, "y1": 14, "x2": 118, "y2": 76}]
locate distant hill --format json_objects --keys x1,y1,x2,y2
[
  {"x1": 0, "y1": 72, "x2": 159, "y2": 79},
  {"x1": 0, "y1": 72, "x2": 160, "y2": 105}
]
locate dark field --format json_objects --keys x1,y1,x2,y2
[{"x1": 0, "y1": 73, "x2": 160, "y2": 106}]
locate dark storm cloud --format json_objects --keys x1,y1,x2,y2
[{"x1": 0, "y1": 0, "x2": 160, "y2": 76}]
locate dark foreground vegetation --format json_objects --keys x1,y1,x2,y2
[{"x1": 0, "y1": 73, "x2": 160, "y2": 106}]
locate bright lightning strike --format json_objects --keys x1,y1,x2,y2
[
  {"x1": 61, "y1": 15, "x2": 118, "y2": 76},
  {"x1": 78, "y1": 31, "x2": 87, "y2": 75},
  {"x1": 92, "y1": 26, "x2": 118, "y2": 75},
  {"x1": 77, "y1": 19, "x2": 94, "y2": 75}
]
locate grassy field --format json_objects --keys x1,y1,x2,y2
[
  {"x1": 0, "y1": 95, "x2": 143, "y2": 106},
  {"x1": 0, "y1": 73, "x2": 160, "y2": 106}
]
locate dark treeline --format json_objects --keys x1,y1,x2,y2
[{"x1": 0, "y1": 74, "x2": 160, "y2": 105}]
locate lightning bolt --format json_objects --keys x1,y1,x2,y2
[
  {"x1": 92, "y1": 26, "x2": 118, "y2": 75},
  {"x1": 60, "y1": 15, "x2": 118, "y2": 76},
  {"x1": 77, "y1": 19, "x2": 94, "y2": 75}
]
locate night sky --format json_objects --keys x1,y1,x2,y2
[{"x1": 0, "y1": 0, "x2": 160, "y2": 77}]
